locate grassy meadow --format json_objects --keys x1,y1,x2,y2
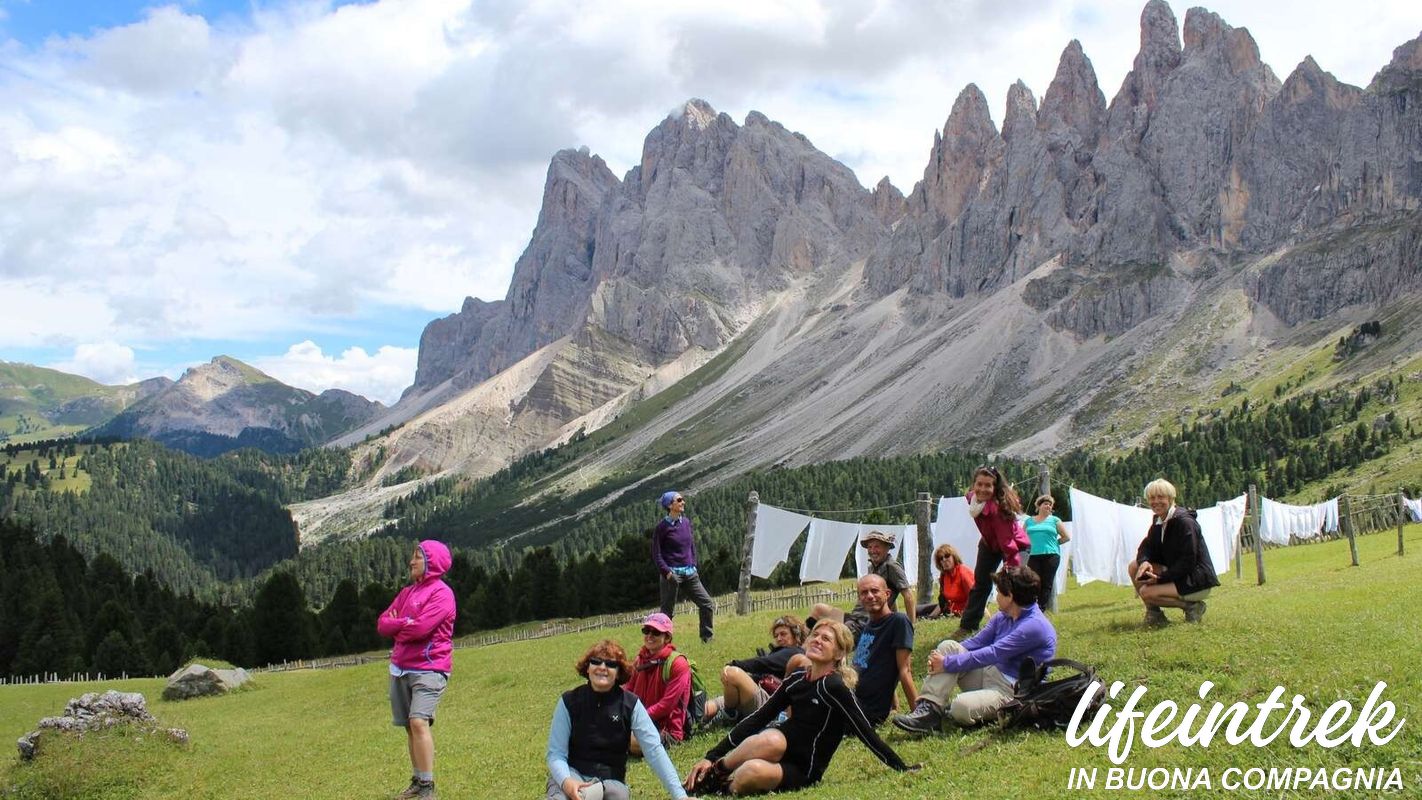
[{"x1": 3, "y1": 526, "x2": 1421, "y2": 799}]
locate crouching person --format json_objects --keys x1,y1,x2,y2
[
  {"x1": 892, "y1": 566, "x2": 1055, "y2": 734},
  {"x1": 546, "y1": 639, "x2": 690, "y2": 800}
]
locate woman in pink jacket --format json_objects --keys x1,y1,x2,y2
[
  {"x1": 378, "y1": 540, "x2": 456, "y2": 800},
  {"x1": 951, "y1": 466, "x2": 1028, "y2": 641}
]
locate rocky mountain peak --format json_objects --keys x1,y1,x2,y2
[
  {"x1": 1182, "y1": 7, "x2": 1267, "y2": 77},
  {"x1": 1106, "y1": 0, "x2": 1181, "y2": 130},
  {"x1": 180, "y1": 356, "x2": 278, "y2": 402},
  {"x1": 915, "y1": 84, "x2": 999, "y2": 221},
  {"x1": 1277, "y1": 56, "x2": 1357, "y2": 109},
  {"x1": 1039, "y1": 39, "x2": 1105, "y2": 145},
  {"x1": 871, "y1": 176, "x2": 907, "y2": 226},
  {"x1": 1003, "y1": 80, "x2": 1039, "y2": 142},
  {"x1": 681, "y1": 98, "x2": 719, "y2": 130},
  {"x1": 1368, "y1": 32, "x2": 1422, "y2": 93}
]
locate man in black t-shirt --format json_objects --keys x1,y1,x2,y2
[
  {"x1": 809, "y1": 530, "x2": 916, "y2": 635},
  {"x1": 849, "y1": 574, "x2": 916, "y2": 724}
]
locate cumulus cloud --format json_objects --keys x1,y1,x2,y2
[
  {"x1": 252, "y1": 340, "x2": 416, "y2": 405},
  {"x1": 51, "y1": 341, "x2": 138, "y2": 385}
]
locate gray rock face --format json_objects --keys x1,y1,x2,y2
[
  {"x1": 162, "y1": 663, "x2": 253, "y2": 701},
  {"x1": 17, "y1": 690, "x2": 188, "y2": 760}
]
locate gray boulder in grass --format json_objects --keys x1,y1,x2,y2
[
  {"x1": 162, "y1": 662, "x2": 252, "y2": 701},
  {"x1": 17, "y1": 690, "x2": 188, "y2": 760}
]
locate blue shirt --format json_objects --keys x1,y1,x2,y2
[
  {"x1": 547, "y1": 693, "x2": 687, "y2": 799},
  {"x1": 945, "y1": 603, "x2": 1056, "y2": 683},
  {"x1": 1025, "y1": 514, "x2": 1063, "y2": 556}
]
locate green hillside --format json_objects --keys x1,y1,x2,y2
[
  {"x1": 3, "y1": 527, "x2": 1419, "y2": 799},
  {"x1": 0, "y1": 361, "x2": 140, "y2": 445}
]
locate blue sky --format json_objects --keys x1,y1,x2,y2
[{"x1": 1, "y1": 1, "x2": 1417, "y2": 403}]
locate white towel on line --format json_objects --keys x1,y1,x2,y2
[
  {"x1": 1259, "y1": 497, "x2": 1326, "y2": 544},
  {"x1": 1067, "y1": 487, "x2": 1153, "y2": 587},
  {"x1": 750, "y1": 504, "x2": 813, "y2": 579},
  {"x1": 798, "y1": 518, "x2": 864, "y2": 583}
]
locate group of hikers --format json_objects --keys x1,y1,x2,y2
[{"x1": 377, "y1": 472, "x2": 1220, "y2": 799}]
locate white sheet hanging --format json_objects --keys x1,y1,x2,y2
[
  {"x1": 1259, "y1": 497, "x2": 1326, "y2": 544},
  {"x1": 1067, "y1": 487, "x2": 1153, "y2": 587},
  {"x1": 1217, "y1": 494, "x2": 1248, "y2": 552},
  {"x1": 798, "y1": 518, "x2": 863, "y2": 583},
  {"x1": 1406, "y1": 497, "x2": 1422, "y2": 523},
  {"x1": 932, "y1": 496, "x2": 982, "y2": 572},
  {"x1": 1194, "y1": 505, "x2": 1233, "y2": 577},
  {"x1": 1319, "y1": 497, "x2": 1340, "y2": 533},
  {"x1": 750, "y1": 504, "x2": 813, "y2": 579}
]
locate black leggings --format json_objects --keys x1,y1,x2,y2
[
  {"x1": 958, "y1": 541, "x2": 1003, "y2": 631},
  {"x1": 1027, "y1": 553, "x2": 1061, "y2": 612}
]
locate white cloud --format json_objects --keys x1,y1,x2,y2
[
  {"x1": 51, "y1": 341, "x2": 138, "y2": 385},
  {"x1": 0, "y1": 0, "x2": 1417, "y2": 383},
  {"x1": 251, "y1": 340, "x2": 416, "y2": 405}
]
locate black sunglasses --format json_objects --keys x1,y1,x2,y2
[
  {"x1": 641, "y1": 627, "x2": 664, "y2": 636},
  {"x1": 587, "y1": 657, "x2": 617, "y2": 668}
]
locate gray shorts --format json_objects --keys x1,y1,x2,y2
[{"x1": 390, "y1": 671, "x2": 447, "y2": 727}]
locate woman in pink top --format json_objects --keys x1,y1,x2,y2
[
  {"x1": 952, "y1": 466, "x2": 1028, "y2": 640},
  {"x1": 377, "y1": 540, "x2": 456, "y2": 800}
]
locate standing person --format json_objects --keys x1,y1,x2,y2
[
  {"x1": 951, "y1": 466, "x2": 1029, "y2": 640},
  {"x1": 1129, "y1": 479, "x2": 1219, "y2": 625},
  {"x1": 545, "y1": 639, "x2": 692, "y2": 800},
  {"x1": 377, "y1": 540, "x2": 457, "y2": 800},
  {"x1": 915, "y1": 544, "x2": 975, "y2": 620},
  {"x1": 807, "y1": 530, "x2": 916, "y2": 632},
  {"x1": 682, "y1": 620, "x2": 918, "y2": 797},
  {"x1": 1025, "y1": 495, "x2": 1071, "y2": 612},
  {"x1": 625, "y1": 613, "x2": 691, "y2": 754},
  {"x1": 653, "y1": 491, "x2": 715, "y2": 643},
  {"x1": 705, "y1": 616, "x2": 810, "y2": 726},
  {"x1": 892, "y1": 566, "x2": 1057, "y2": 734},
  {"x1": 848, "y1": 574, "x2": 916, "y2": 725}
]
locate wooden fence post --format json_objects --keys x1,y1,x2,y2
[
  {"x1": 1399, "y1": 489, "x2": 1407, "y2": 557},
  {"x1": 737, "y1": 491, "x2": 759, "y2": 615},
  {"x1": 1341, "y1": 494, "x2": 1358, "y2": 566},
  {"x1": 915, "y1": 492, "x2": 933, "y2": 605},
  {"x1": 1249, "y1": 484, "x2": 1266, "y2": 585}
]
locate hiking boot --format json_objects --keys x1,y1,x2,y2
[
  {"x1": 949, "y1": 627, "x2": 973, "y2": 641},
  {"x1": 412, "y1": 780, "x2": 436, "y2": 800},
  {"x1": 1143, "y1": 606, "x2": 1169, "y2": 627},
  {"x1": 1183, "y1": 600, "x2": 1207, "y2": 623},
  {"x1": 891, "y1": 699, "x2": 944, "y2": 735},
  {"x1": 394, "y1": 778, "x2": 422, "y2": 800}
]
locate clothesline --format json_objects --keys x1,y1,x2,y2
[{"x1": 773, "y1": 500, "x2": 918, "y2": 515}]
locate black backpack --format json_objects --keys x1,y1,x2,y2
[{"x1": 998, "y1": 658, "x2": 1105, "y2": 731}]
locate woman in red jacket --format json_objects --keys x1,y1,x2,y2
[
  {"x1": 915, "y1": 544, "x2": 975, "y2": 620},
  {"x1": 951, "y1": 466, "x2": 1028, "y2": 640},
  {"x1": 624, "y1": 612, "x2": 691, "y2": 754}
]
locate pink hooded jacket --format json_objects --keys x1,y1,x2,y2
[
  {"x1": 377, "y1": 540, "x2": 456, "y2": 673},
  {"x1": 973, "y1": 499, "x2": 1031, "y2": 569}
]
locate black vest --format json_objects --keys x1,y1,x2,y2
[{"x1": 564, "y1": 684, "x2": 639, "y2": 781}]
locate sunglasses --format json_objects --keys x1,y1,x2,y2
[
  {"x1": 641, "y1": 627, "x2": 666, "y2": 636},
  {"x1": 672, "y1": 497, "x2": 685, "y2": 503},
  {"x1": 586, "y1": 657, "x2": 617, "y2": 668}
]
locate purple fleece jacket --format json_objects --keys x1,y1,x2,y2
[
  {"x1": 377, "y1": 540, "x2": 457, "y2": 673},
  {"x1": 652, "y1": 515, "x2": 697, "y2": 574}
]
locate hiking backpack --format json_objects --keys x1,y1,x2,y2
[
  {"x1": 661, "y1": 652, "x2": 710, "y2": 728},
  {"x1": 998, "y1": 658, "x2": 1105, "y2": 731}
]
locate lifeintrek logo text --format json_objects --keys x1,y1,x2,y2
[{"x1": 1061, "y1": 681, "x2": 1407, "y2": 792}]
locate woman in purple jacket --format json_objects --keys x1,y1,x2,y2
[
  {"x1": 378, "y1": 540, "x2": 457, "y2": 800},
  {"x1": 653, "y1": 491, "x2": 715, "y2": 643}
]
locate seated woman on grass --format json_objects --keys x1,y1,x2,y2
[
  {"x1": 703, "y1": 615, "x2": 811, "y2": 727},
  {"x1": 545, "y1": 639, "x2": 692, "y2": 800},
  {"x1": 682, "y1": 620, "x2": 918, "y2": 796}
]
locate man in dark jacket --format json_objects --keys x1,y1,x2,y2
[
  {"x1": 1129, "y1": 478, "x2": 1220, "y2": 625},
  {"x1": 703, "y1": 616, "x2": 810, "y2": 725}
]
